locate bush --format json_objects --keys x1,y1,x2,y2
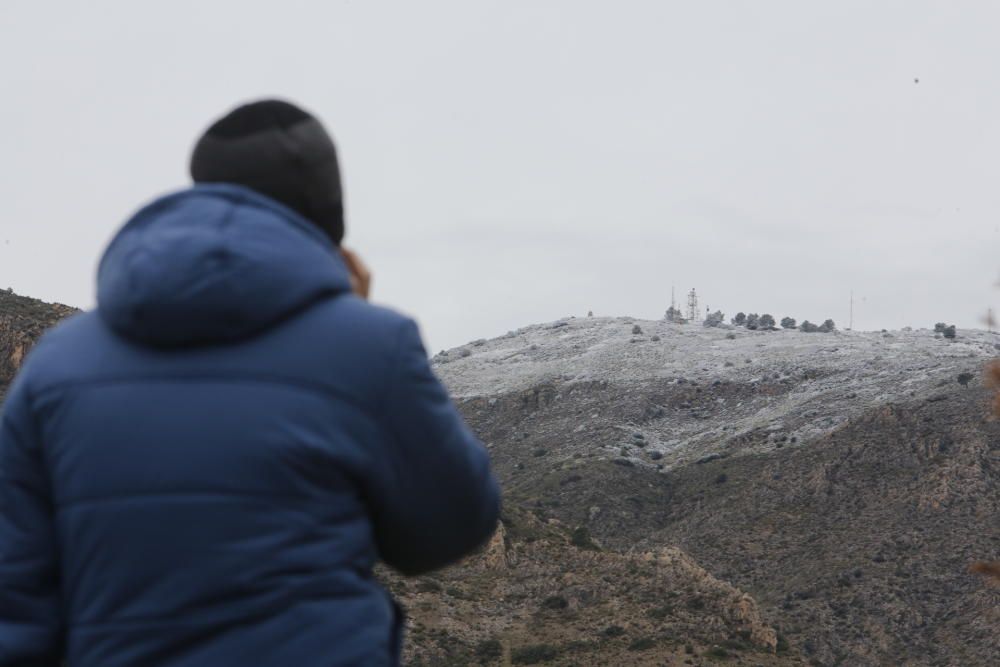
[
  {"x1": 416, "y1": 579, "x2": 442, "y2": 593},
  {"x1": 934, "y1": 322, "x2": 948, "y2": 333},
  {"x1": 601, "y1": 625, "x2": 626, "y2": 638},
  {"x1": 665, "y1": 306, "x2": 682, "y2": 322},
  {"x1": 943, "y1": 325, "x2": 957, "y2": 339},
  {"x1": 818, "y1": 319, "x2": 836, "y2": 333},
  {"x1": 781, "y1": 316, "x2": 797, "y2": 329},
  {"x1": 476, "y1": 638, "x2": 503, "y2": 661},
  {"x1": 759, "y1": 314, "x2": 776, "y2": 329},
  {"x1": 646, "y1": 605, "x2": 672, "y2": 619},
  {"x1": 957, "y1": 372, "x2": 975, "y2": 386},
  {"x1": 632, "y1": 324, "x2": 643, "y2": 335},
  {"x1": 720, "y1": 638, "x2": 747, "y2": 651},
  {"x1": 570, "y1": 526, "x2": 598, "y2": 550},
  {"x1": 800, "y1": 320, "x2": 819, "y2": 333},
  {"x1": 703, "y1": 310, "x2": 724, "y2": 327},
  {"x1": 511, "y1": 644, "x2": 560, "y2": 664},
  {"x1": 541, "y1": 595, "x2": 568, "y2": 610},
  {"x1": 745, "y1": 313, "x2": 760, "y2": 330},
  {"x1": 731, "y1": 312, "x2": 746, "y2": 326},
  {"x1": 628, "y1": 637, "x2": 656, "y2": 651}
]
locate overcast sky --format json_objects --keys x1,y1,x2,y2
[{"x1": 2, "y1": 1, "x2": 998, "y2": 352}]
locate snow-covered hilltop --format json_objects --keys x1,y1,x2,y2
[{"x1": 434, "y1": 317, "x2": 998, "y2": 468}]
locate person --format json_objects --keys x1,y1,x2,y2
[{"x1": 0, "y1": 99, "x2": 500, "y2": 666}]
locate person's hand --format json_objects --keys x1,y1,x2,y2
[{"x1": 340, "y1": 247, "x2": 372, "y2": 300}]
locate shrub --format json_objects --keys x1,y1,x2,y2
[
  {"x1": 665, "y1": 306, "x2": 682, "y2": 322},
  {"x1": 628, "y1": 637, "x2": 656, "y2": 651},
  {"x1": 632, "y1": 324, "x2": 643, "y2": 335},
  {"x1": 943, "y1": 325, "x2": 957, "y2": 339},
  {"x1": 476, "y1": 638, "x2": 503, "y2": 661},
  {"x1": 759, "y1": 314, "x2": 776, "y2": 329},
  {"x1": 541, "y1": 595, "x2": 568, "y2": 610},
  {"x1": 934, "y1": 322, "x2": 948, "y2": 333},
  {"x1": 731, "y1": 312, "x2": 746, "y2": 326},
  {"x1": 570, "y1": 526, "x2": 599, "y2": 550},
  {"x1": 704, "y1": 310, "x2": 724, "y2": 327},
  {"x1": 958, "y1": 372, "x2": 975, "y2": 386},
  {"x1": 781, "y1": 316, "x2": 797, "y2": 329},
  {"x1": 416, "y1": 579, "x2": 442, "y2": 593},
  {"x1": 511, "y1": 644, "x2": 560, "y2": 664},
  {"x1": 601, "y1": 625, "x2": 626, "y2": 638},
  {"x1": 745, "y1": 313, "x2": 760, "y2": 330},
  {"x1": 818, "y1": 319, "x2": 836, "y2": 333},
  {"x1": 800, "y1": 320, "x2": 819, "y2": 333},
  {"x1": 646, "y1": 605, "x2": 672, "y2": 619},
  {"x1": 720, "y1": 638, "x2": 746, "y2": 651}
]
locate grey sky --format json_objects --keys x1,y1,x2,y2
[{"x1": 2, "y1": 1, "x2": 998, "y2": 352}]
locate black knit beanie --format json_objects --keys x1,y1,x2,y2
[{"x1": 190, "y1": 99, "x2": 344, "y2": 244}]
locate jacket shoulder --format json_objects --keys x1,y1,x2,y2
[
  {"x1": 262, "y1": 296, "x2": 423, "y2": 406},
  {"x1": 306, "y1": 295, "x2": 415, "y2": 352}
]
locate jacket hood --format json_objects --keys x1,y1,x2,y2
[{"x1": 98, "y1": 184, "x2": 352, "y2": 346}]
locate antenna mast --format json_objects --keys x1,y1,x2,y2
[
  {"x1": 687, "y1": 288, "x2": 699, "y2": 323},
  {"x1": 849, "y1": 290, "x2": 854, "y2": 331}
]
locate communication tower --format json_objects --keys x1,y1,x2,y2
[{"x1": 686, "y1": 288, "x2": 699, "y2": 323}]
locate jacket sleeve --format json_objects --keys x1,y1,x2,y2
[
  {"x1": 367, "y1": 318, "x2": 500, "y2": 576},
  {"x1": 0, "y1": 375, "x2": 63, "y2": 666}
]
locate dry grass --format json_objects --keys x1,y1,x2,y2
[
  {"x1": 986, "y1": 360, "x2": 1000, "y2": 416},
  {"x1": 969, "y1": 561, "x2": 1000, "y2": 585}
]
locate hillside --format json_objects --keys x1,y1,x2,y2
[
  {"x1": 380, "y1": 505, "x2": 803, "y2": 666},
  {"x1": 0, "y1": 289, "x2": 77, "y2": 397},
  {"x1": 433, "y1": 316, "x2": 1000, "y2": 666}
]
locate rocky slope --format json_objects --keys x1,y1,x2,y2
[
  {"x1": 380, "y1": 506, "x2": 803, "y2": 666},
  {"x1": 0, "y1": 289, "x2": 76, "y2": 398},
  {"x1": 434, "y1": 316, "x2": 999, "y2": 666}
]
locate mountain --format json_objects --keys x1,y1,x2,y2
[
  {"x1": 0, "y1": 289, "x2": 77, "y2": 398},
  {"x1": 428, "y1": 315, "x2": 1000, "y2": 666},
  {"x1": 2, "y1": 295, "x2": 997, "y2": 666}
]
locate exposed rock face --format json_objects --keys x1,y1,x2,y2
[
  {"x1": 641, "y1": 547, "x2": 778, "y2": 651},
  {"x1": 380, "y1": 507, "x2": 798, "y2": 666},
  {"x1": 480, "y1": 520, "x2": 515, "y2": 570},
  {"x1": 0, "y1": 290, "x2": 76, "y2": 397}
]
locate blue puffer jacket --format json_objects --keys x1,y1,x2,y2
[{"x1": 0, "y1": 184, "x2": 500, "y2": 666}]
